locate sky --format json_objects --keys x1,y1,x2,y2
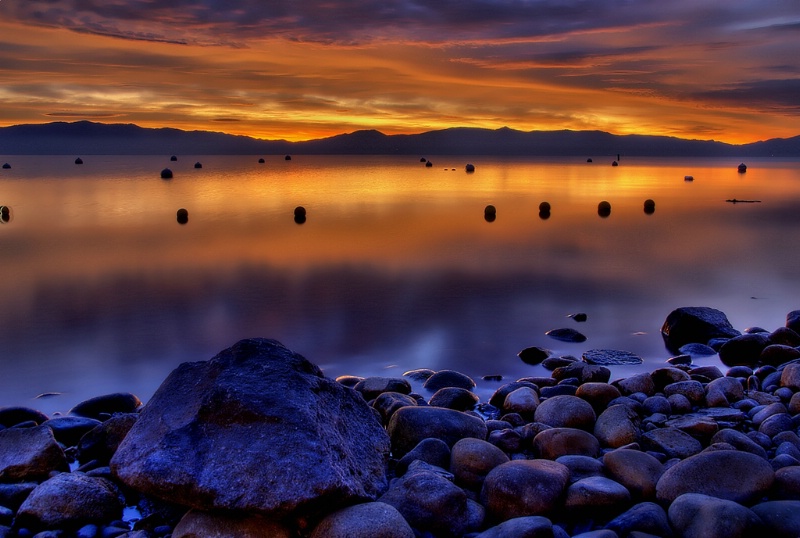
[{"x1": 0, "y1": 1, "x2": 798, "y2": 144}]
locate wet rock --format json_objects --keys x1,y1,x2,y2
[
  {"x1": 594, "y1": 405, "x2": 640, "y2": 448},
  {"x1": 0, "y1": 425, "x2": 68, "y2": 481},
  {"x1": 664, "y1": 414, "x2": 718, "y2": 441},
  {"x1": 502, "y1": 387, "x2": 540, "y2": 419},
  {"x1": 379, "y1": 468, "x2": 474, "y2": 538},
  {"x1": 772, "y1": 466, "x2": 800, "y2": 499},
  {"x1": 603, "y1": 449, "x2": 664, "y2": 501},
  {"x1": 760, "y1": 344, "x2": 800, "y2": 366},
  {"x1": 546, "y1": 328, "x2": 587, "y2": 343},
  {"x1": 481, "y1": 459, "x2": 570, "y2": 521},
  {"x1": 41, "y1": 416, "x2": 102, "y2": 447},
  {"x1": 575, "y1": 383, "x2": 621, "y2": 415},
  {"x1": 668, "y1": 493, "x2": 763, "y2": 538},
  {"x1": 403, "y1": 369, "x2": 435, "y2": 382},
  {"x1": 787, "y1": 310, "x2": 800, "y2": 334},
  {"x1": 564, "y1": 476, "x2": 631, "y2": 516},
  {"x1": 534, "y1": 395, "x2": 596, "y2": 431},
  {"x1": 642, "y1": 427, "x2": 702, "y2": 459},
  {"x1": 655, "y1": 450, "x2": 774, "y2": 504},
  {"x1": 69, "y1": 393, "x2": 142, "y2": 420},
  {"x1": 709, "y1": 428, "x2": 768, "y2": 459},
  {"x1": 423, "y1": 370, "x2": 476, "y2": 391},
  {"x1": 388, "y1": 406, "x2": 487, "y2": 457},
  {"x1": 542, "y1": 356, "x2": 577, "y2": 370},
  {"x1": 661, "y1": 306, "x2": 741, "y2": 353},
  {"x1": 0, "y1": 407, "x2": 50, "y2": 427},
  {"x1": 354, "y1": 377, "x2": 412, "y2": 400},
  {"x1": 372, "y1": 392, "x2": 418, "y2": 425},
  {"x1": 15, "y1": 472, "x2": 123, "y2": 531},
  {"x1": 111, "y1": 339, "x2": 390, "y2": 520},
  {"x1": 533, "y1": 427, "x2": 600, "y2": 459},
  {"x1": 309, "y1": 502, "x2": 414, "y2": 538},
  {"x1": 582, "y1": 349, "x2": 643, "y2": 366},
  {"x1": 613, "y1": 372, "x2": 655, "y2": 396},
  {"x1": 395, "y1": 438, "x2": 451, "y2": 477},
  {"x1": 678, "y1": 343, "x2": 718, "y2": 356},
  {"x1": 752, "y1": 500, "x2": 800, "y2": 537},
  {"x1": 518, "y1": 346, "x2": 550, "y2": 365},
  {"x1": 172, "y1": 510, "x2": 293, "y2": 538},
  {"x1": 705, "y1": 376, "x2": 744, "y2": 407},
  {"x1": 663, "y1": 380, "x2": 705, "y2": 405},
  {"x1": 489, "y1": 381, "x2": 539, "y2": 408},
  {"x1": 428, "y1": 387, "x2": 479, "y2": 411},
  {"x1": 556, "y1": 455, "x2": 606, "y2": 484},
  {"x1": 473, "y1": 515, "x2": 557, "y2": 538},
  {"x1": 780, "y1": 363, "x2": 800, "y2": 390},
  {"x1": 719, "y1": 333, "x2": 772, "y2": 367},
  {"x1": 450, "y1": 438, "x2": 509, "y2": 490},
  {"x1": 604, "y1": 501, "x2": 672, "y2": 538},
  {"x1": 650, "y1": 367, "x2": 691, "y2": 391},
  {"x1": 0, "y1": 482, "x2": 37, "y2": 511}
]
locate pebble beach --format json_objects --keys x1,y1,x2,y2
[{"x1": 2, "y1": 306, "x2": 800, "y2": 537}]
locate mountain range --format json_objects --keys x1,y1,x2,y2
[{"x1": 1, "y1": 121, "x2": 799, "y2": 157}]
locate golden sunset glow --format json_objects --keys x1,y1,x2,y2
[{"x1": 1, "y1": 1, "x2": 798, "y2": 144}]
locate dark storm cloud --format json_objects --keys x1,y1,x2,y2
[
  {"x1": 0, "y1": 0, "x2": 688, "y2": 45},
  {"x1": 692, "y1": 79, "x2": 800, "y2": 113}
]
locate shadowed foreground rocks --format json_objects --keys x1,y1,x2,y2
[{"x1": 2, "y1": 308, "x2": 800, "y2": 537}]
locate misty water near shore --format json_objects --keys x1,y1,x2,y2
[{"x1": 1, "y1": 154, "x2": 799, "y2": 414}]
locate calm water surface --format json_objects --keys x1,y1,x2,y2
[{"x1": 1, "y1": 154, "x2": 799, "y2": 413}]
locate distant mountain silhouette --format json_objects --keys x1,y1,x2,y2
[{"x1": 1, "y1": 121, "x2": 799, "y2": 157}]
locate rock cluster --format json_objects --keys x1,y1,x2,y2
[{"x1": 1, "y1": 309, "x2": 800, "y2": 537}]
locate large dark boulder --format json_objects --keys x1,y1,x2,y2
[
  {"x1": 661, "y1": 307, "x2": 741, "y2": 353},
  {"x1": 0, "y1": 426, "x2": 68, "y2": 481},
  {"x1": 110, "y1": 338, "x2": 390, "y2": 520}
]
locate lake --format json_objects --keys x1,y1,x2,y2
[{"x1": 1, "y1": 154, "x2": 799, "y2": 414}]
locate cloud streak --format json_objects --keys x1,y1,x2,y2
[{"x1": 0, "y1": 1, "x2": 798, "y2": 142}]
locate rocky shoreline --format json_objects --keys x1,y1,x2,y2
[{"x1": 2, "y1": 306, "x2": 800, "y2": 537}]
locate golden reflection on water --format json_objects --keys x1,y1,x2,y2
[{"x1": 2, "y1": 154, "x2": 800, "y2": 410}]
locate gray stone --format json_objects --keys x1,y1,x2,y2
[
  {"x1": 354, "y1": 376, "x2": 412, "y2": 400},
  {"x1": 450, "y1": 437, "x2": 509, "y2": 490},
  {"x1": 481, "y1": 459, "x2": 570, "y2": 521},
  {"x1": 760, "y1": 345, "x2": 800, "y2": 367},
  {"x1": 604, "y1": 502, "x2": 672, "y2": 538},
  {"x1": 428, "y1": 387, "x2": 479, "y2": 411},
  {"x1": 379, "y1": 468, "x2": 473, "y2": 538},
  {"x1": 15, "y1": 472, "x2": 123, "y2": 531},
  {"x1": 773, "y1": 466, "x2": 800, "y2": 499},
  {"x1": 564, "y1": 476, "x2": 631, "y2": 514},
  {"x1": 0, "y1": 483, "x2": 37, "y2": 511},
  {"x1": 780, "y1": 363, "x2": 800, "y2": 390},
  {"x1": 719, "y1": 333, "x2": 772, "y2": 367},
  {"x1": 546, "y1": 328, "x2": 587, "y2": 343},
  {"x1": 474, "y1": 516, "x2": 555, "y2": 538},
  {"x1": 710, "y1": 428, "x2": 768, "y2": 459},
  {"x1": 614, "y1": 372, "x2": 655, "y2": 396},
  {"x1": 502, "y1": 387, "x2": 540, "y2": 419},
  {"x1": 751, "y1": 500, "x2": 800, "y2": 538},
  {"x1": 678, "y1": 343, "x2": 718, "y2": 356},
  {"x1": 518, "y1": 346, "x2": 550, "y2": 365},
  {"x1": 111, "y1": 339, "x2": 390, "y2": 520},
  {"x1": 77, "y1": 413, "x2": 138, "y2": 466},
  {"x1": 603, "y1": 449, "x2": 664, "y2": 501},
  {"x1": 668, "y1": 493, "x2": 763, "y2": 538},
  {"x1": 642, "y1": 426, "x2": 702, "y2": 459},
  {"x1": 664, "y1": 414, "x2": 718, "y2": 441},
  {"x1": 594, "y1": 405, "x2": 641, "y2": 448},
  {"x1": 661, "y1": 306, "x2": 740, "y2": 353},
  {"x1": 705, "y1": 376, "x2": 744, "y2": 407},
  {"x1": 532, "y1": 427, "x2": 600, "y2": 459},
  {"x1": 372, "y1": 392, "x2": 418, "y2": 425},
  {"x1": 69, "y1": 393, "x2": 142, "y2": 420},
  {"x1": 575, "y1": 383, "x2": 621, "y2": 415},
  {"x1": 759, "y1": 413, "x2": 794, "y2": 438},
  {"x1": 0, "y1": 425, "x2": 68, "y2": 481},
  {"x1": 395, "y1": 437, "x2": 451, "y2": 476},
  {"x1": 534, "y1": 395, "x2": 596, "y2": 431},
  {"x1": 309, "y1": 502, "x2": 414, "y2": 538},
  {"x1": 556, "y1": 455, "x2": 606, "y2": 484},
  {"x1": 173, "y1": 510, "x2": 293, "y2": 538},
  {"x1": 650, "y1": 367, "x2": 691, "y2": 391},
  {"x1": 41, "y1": 416, "x2": 103, "y2": 447},
  {"x1": 388, "y1": 405, "x2": 487, "y2": 457},
  {"x1": 663, "y1": 380, "x2": 705, "y2": 404},
  {"x1": 787, "y1": 310, "x2": 800, "y2": 334},
  {"x1": 422, "y1": 370, "x2": 476, "y2": 391},
  {"x1": 655, "y1": 450, "x2": 774, "y2": 504},
  {"x1": 582, "y1": 349, "x2": 643, "y2": 366}
]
